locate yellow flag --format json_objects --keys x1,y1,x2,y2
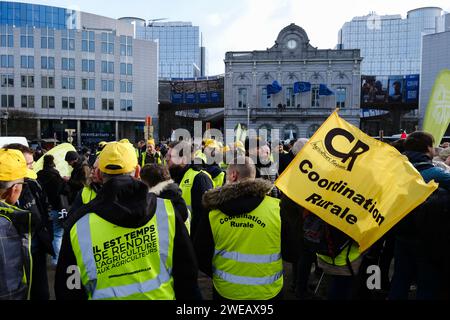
[
  {"x1": 423, "y1": 69, "x2": 450, "y2": 147},
  {"x1": 276, "y1": 112, "x2": 438, "y2": 253},
  {"x1": 33, "y1": 143, "x2": 76, "y2": 178}
]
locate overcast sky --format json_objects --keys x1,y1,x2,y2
[{"x1": 9, "y1": 0, "x2": 450, "y2": 75}]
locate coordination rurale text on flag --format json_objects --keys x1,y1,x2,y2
[{"x1": 276, "y1": 111, "x2": 438, "y2": 253}]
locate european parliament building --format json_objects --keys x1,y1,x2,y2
[{"x1": 0, "y1": 1, "x2": 159, "y2": 145}]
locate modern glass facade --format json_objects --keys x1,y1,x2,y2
[
  {"x1": 127, "y1": 20, "x2": 202, "y2": 78},
  {"x1": 0, "y1": 1, "x2": 76, "y2": 29},
  {"x1": 338, "y1": 7, "x2": 446, "y2": 75},
  {"x1": 0, "y1": 1, "x2": 159, "y2": 143}
]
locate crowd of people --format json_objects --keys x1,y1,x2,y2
[{"x1": 0, "y1": 133, "x2": 449, "y2": 300}]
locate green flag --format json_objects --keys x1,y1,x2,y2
[{"x1": 423, "y1": 69, "x2": 450, "y2": 146}]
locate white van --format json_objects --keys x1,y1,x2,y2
[{"x1": 0, "y1": 137, "x2": 29, "y2": 148}]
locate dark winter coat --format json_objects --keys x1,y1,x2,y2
[
  {"x1": 0, "y1": 201, "x2": 36, "y2": 300},
  {"x1": 55, "y1": 175, "x2": 198, "y2": 300},
  {"x1": 67, "y1": 160, "x2": 90, "y2": 204},
  {"x1": 17, "y1": 179, "x2": 53, "y2": 256},
  {"x1": 194, "y1": 179, "x2": 292, "y2": 277},
  {"x1": 37, "y1": 167, "x2": 70, "y2": 211}
]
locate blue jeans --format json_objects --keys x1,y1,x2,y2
[
  {"x1": 389, "y1": 238, "x2": 440, "y2": 300},
  {"x1": 50, "y1": 210, "x2": 64, "y2": 266}
]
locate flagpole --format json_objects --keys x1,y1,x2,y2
[{"x1": 247, "y1": 104, "x2": 250, "y2": 130}]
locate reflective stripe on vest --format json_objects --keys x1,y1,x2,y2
[
  {"x1": 71, "y1": 198, "x2": 175, "y2": 300},
  {"x1": 214, "y1": 250, "x2": 281, "y2": 264},
  {"x1": 81, "y1": 187, "x2": 97, "y2": 205},
  {"x1": 209, "y1": 196, "x2": 283, "y2": 300}
]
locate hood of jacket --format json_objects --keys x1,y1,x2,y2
[
  {"x1": 81, "y1": 175, "x2": 156, "y2": 229},
  {"x1": 0, "y1": 201, "x2": 35, "y2": 235},
  {"x1": 203, "y1": 179, "x2": 273, "y2": 217},
  {"x1": 149, "y1": 180, "x2": 181, "y2": 198},
  {"x1": 205, "y1": 165, "x2": 224, "y2": 179}
]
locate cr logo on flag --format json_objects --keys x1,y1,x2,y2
[{"x1": 324, "y1": 128, "x2": 370, "y2": 171}]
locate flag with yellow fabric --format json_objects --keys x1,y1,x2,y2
[
  {"x1": 422, "y1": 69, "x2": 450, "y2": 147},
  {"x1": 276, "y1": 112, "x2": 438, "y2": 253}
]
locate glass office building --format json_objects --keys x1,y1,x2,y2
[
  {"x1": 120, "y1": 18, "x2": 204, "y2": 78},
  {"x1": 0, "y1": 1, "x2": 77, "y2": 29},
  {"x1": 338, "y1": 7, "x2": 448, "y2": 75},
  {"x1": 0, "y1": 1, "x2": 158, "y2": 144}
]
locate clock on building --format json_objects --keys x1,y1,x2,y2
[{"x1": 287, "y1": 39, "x2": 297, "y2": 50}]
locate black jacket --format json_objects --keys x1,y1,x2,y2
[
  {"x1": 278, "y1": 151, "x2": 296, "y2": 175},
  {"x1": 172, "y1": 165, "x2": 214, "y2": 238},
  {"x1": 37, "y1": 167, "x2": 70, "y2": 211},
  {"x1": 17, "y1": 179, "x2": 53, "y2": 256},
  {"x1": 193, "y1": 179, "x2": 292, "y2": 277},
  {"x1": 149, "y1": 180, "x2": 189, "y2": 223},
  {"x1": 55, "y1": 175, "x2": 198, "y2": 300},
  {"x1": 0, "y1": 201, "x2": 36, "y2": 300},
  {"x1": 67, "y1": 161, "x2": 90, "y2": 204}
]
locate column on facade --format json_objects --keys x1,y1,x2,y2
[{"x1": 115, "y1": 121, "x2": 119, "y2": 141}]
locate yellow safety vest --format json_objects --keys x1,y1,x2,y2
[
  {"x1": 70, "y1": 198, "x2": 176, "y2": 300},
  {"x1": 179, "y1": 168, "x2": 212, "y2": 234},
  {"x1": 318, "y1": 242, "x2": 361, "y2": 267},
  {"x1": 81, "y1": 186, "x2": 97, "y2": 205},
  {"x1": 209, "y1": 196, "x2": 283, "y2": 300},
  {"x1": 141, "y1": 152, "x2": 163, "y2": 167},
  {"x1": 212, "y1": 172, "x2": 226, "y2": 189}
]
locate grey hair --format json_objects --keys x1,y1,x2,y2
[
  {"x1": 0, "y1": 180, "x2": 21, "y2": 200},
  {"x1": 292, "y1": 138, "x2": 309, "y2": 155}
]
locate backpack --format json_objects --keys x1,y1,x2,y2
[{"x1": 303, "y1": 209, "x2": 353, "y2": 260}]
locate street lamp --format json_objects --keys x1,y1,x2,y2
[
  {"x1": 60, "y1": 118, "x2": 64, "y2": 142},
  {"x1": 1, "y1": 111, "x2": 9, "y2": 136}
]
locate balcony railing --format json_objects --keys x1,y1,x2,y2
[{"x1": 225, "y1": 107, "x2": 360, "y2": 117}]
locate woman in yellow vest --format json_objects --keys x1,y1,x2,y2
[
  {"x1": 55, "y1": 141, "x2": 199, "y2": 300},
  {"x1": 195, "y1": 156, "x2": 286, "y2": 300}
]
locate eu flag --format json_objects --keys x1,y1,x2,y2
[
  {"x1": 294, "y1": 82, "x2": 311, "y2": 94},
  {"x1": 267, "y1": 81, "x2": 283, "y2": 95},
  {"x1": 319, "y1": 84, "x2": 334, "y2": 96}
]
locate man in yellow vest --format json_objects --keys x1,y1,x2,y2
[
  {"x1": 194, "y1": 156, "x2": 286, "y2": 300},
  {"x1": 139, "y1": 139, "x2": 164, "y2": 167},
  {"x1": 166, "y1": 141, "x2": 213, "y2": 238},
  {"x1": 55, "y1": 140, "x2": 199, "y2": 300},
  {"x1": 203, "y1": 139, "x2": 226, "y2": 189},
  {"x1": 0, "y1": 148, "x2": 38, "y2": 300}
]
